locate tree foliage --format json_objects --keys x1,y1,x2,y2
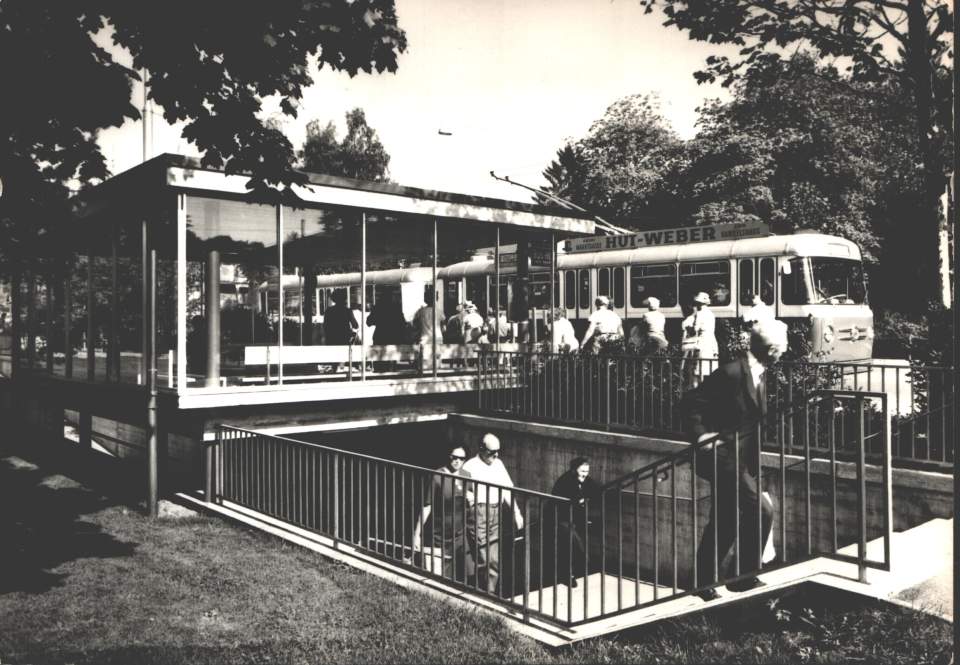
[
  {"x1": 540, "y1": 94, "x2": 683, "y2": 224},
  {"x1": 541, "y1": 50, "x2": 950, "y2": 311},
  {"x1": 0, "y1": 1, "x2": 406, "y2": 271},
  {"x1": 638, "y1": 0, "x2": 953, "y2": 311},
  {"x1": 299, "y1": 108, "x2": 391, "y2": 181}
]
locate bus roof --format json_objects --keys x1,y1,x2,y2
[
  {"x1": 314, "y1": 267, "x2": 435, "y2": 287},
  {"x1": 558, "y1": 232, "x2": 861, "y2": 269}
]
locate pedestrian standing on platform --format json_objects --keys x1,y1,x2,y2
[
  {"x1": 410, "y1": 445, "x2": 475, "y2": 581},
  {"x1": 413, "y1": 293, "x2": 443, "y2": 372},
  {"x1": 461, "y1": 301, "x2": 485, "y2": 344},
  {"x1": 632, "y1": 297, "x2": 668, "y2": 354},
  {"x1": 681, "y1": 291, "x2": 718, "y2": 388},
  {"x1": 463, "y1": 433, "x2": 524, "y2": 595},
  {"x1": 581, "y1": 295, "x2": 624, "y2": 353},
  {"x1": 445, "y1": 304, "x2": 465, "y2": 344},
  {"x1": 548, "y1": 307, "x2": 579, "y2": 353},
  {"x1": 367, "y1": 290, "x2": 408, "y2": 345},
  {"x1": 551, "y1": 456, "x2": 600, "y2": 588},
  {"x1": 683, "y1": 319, "x2": 787, "y2": 601},
  {"x1": 323, "y1": 289, "x2": 358, "y2": 345},
  {"x1": 484, "y1": 307, "x2": 511, "y2": 343}
]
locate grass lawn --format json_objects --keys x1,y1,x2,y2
[{"x1": 0, "y1": 436, "x2": 952, "y2": 665}]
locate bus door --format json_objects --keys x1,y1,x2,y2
[
  {"x1": 737, "y1": 258, "x2": 777, "y2": 314},
  {"x1": 737, "y1": 259, "x2": 755, "y2": 318},
  {"x1": 563, "y1": 269, "x2": 577, "y2": 321},
  {"x1": 759, "y1": 257, "x2": 776, "y2": 314},
  {"x1": 577, "y1": 268, "x2": 591, "y2": 323},
  {"x1": 597, "y1": 266, "x2": 627, "y2": 319},
  {"x1": 443, "y1": 278, "x2": 461, "y2": 318}
]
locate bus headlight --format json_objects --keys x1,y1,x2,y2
[{"x1": 823, "y1": 325, "x2": 834, "y2": 343}]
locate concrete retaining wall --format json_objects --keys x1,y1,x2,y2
[{"x1": 449, "y1": 414, "x2": 953, "y2": 586}]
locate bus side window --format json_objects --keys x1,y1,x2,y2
[
  {"x1": 565, "y1": 270, "x2": 576, "y2": 309},
  {"x1": 598, "y1": 268, "x2": 610, "y2": 297},
  {"x1": 739, "y1": 259, "x2": 755, "y2": 305},
  {"x1": 780, "y1": 258, "x2": 807, "y2": 305},
  {"x1": 679, "y1": 261, "x2": 731, "y2": 306},
  {"x1": 613, "y1": 267, "x2": 625, "y2": 308},
  {"x1": 554, "y1": 274, "x2": 561, "y2": 307},
  {"x1": 630, "y1": 264, "x2": 677, "y2": 308},
  {"x1": 760, "y1": 258, "x2": 775, "y2": 305},
  {"x1": 578, "y1": 269, "x2": 590, "y2": 310}
]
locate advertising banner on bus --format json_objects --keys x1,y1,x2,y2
[{"x1": 563, "y1": 221, "x2": 771, "y2": 254}]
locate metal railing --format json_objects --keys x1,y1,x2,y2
[
  {"x1": 207, "y1": 392, "x2": 890, "y2": 626},
  {"x1": 477, "y1": 350, "x2": 953, "y2": 469}
]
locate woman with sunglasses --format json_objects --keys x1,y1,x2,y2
[{"x1": 410, "y1": 445, "x2": 475, "y2": 582}]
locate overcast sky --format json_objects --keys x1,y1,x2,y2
[{"x1": 99, "y1": 0, "x2": 737, "y2": 202}]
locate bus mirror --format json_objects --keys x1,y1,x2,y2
[{"x1": 780, "y1": 262, "x2": 792, "y2": 275}]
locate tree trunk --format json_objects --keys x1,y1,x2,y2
[{"x1": 906, "y1": 0, "x2": 947, "y2": 312}]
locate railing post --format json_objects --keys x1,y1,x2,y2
[
  {"x1": 333, "y1": 452, "x2": 340, "y2": 547},
  {"x1": 522, "y1": 498, "x2": 530, "y2": 622},
  {"x1": 856, "y1": 396, "x2": 867, "y2": 583},
  {"x1": 205, "y1": 428, "x2": 217, "y2": 503},
  {"x1": 476, "y1": 350, "x2": 483, "y2": 410},
  {"x1": 882, "y1": 394, "x2": 892, "y2": 571}
]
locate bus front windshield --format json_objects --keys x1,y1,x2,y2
[{"x1": 809, "y1": 258, "x2": 867, "y2": 304}]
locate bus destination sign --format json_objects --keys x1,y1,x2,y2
[{"x1": 563, "y1": 221, "x2": 771, "y2": 254}]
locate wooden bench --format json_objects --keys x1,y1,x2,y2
[{"x1": 241, "y1": 344, "x2": 493, "y2": 383}]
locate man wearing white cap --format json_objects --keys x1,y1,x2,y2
[
  {"x1": 581, "y1": 295, "x2": 624, "y2": 353},
  {"x1": 681, "y1": 291, "x2": 718, "y2": 388}
]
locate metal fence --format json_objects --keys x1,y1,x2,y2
[
  {"x1": 208, "y1": 395, "x2": 890, "y2": 626},
  {"x1": 477, "y1": 351, "x2": 953, "y2": 469}
]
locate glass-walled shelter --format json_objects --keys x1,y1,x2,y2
[{"x1": 3, "y1": 154, "x2": 594, "y2": 401}]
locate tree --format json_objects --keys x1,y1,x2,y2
[
  {"x1": 682, "y1": 55, "x2": 906, "y2": 256},
  {"x1": 299, "y1": 108, "x2": 391, "y2": 181},
  {"x1": 639, "y1": 0, "x2": 953, "y2": 312},
  {"x1": 0, "y1": 2, "x2": 407, "y2": 272},
  {"x1": 541, "y1": 94, "x2": 684, "y2": 226},
  {"x1": 538, "y1": 145, "x2": 590, "y2": 207}
]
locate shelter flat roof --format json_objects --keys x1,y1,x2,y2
[{"x1": 76, "y1": 153, "x2": 595, "y2": 236}]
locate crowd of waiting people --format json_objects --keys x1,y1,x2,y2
[{"x1": 320, "y1": 286, "x2": 778, "y2": 384}]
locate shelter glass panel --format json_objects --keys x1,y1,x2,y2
[
  {"x1": 0, "y1": 280, "x2": 11, "y2": 378},
  {"x1": 15, "y1": 276, "x2": 29, "y2": 370},
  {"x1": 89, "y1": 233, "x2": 112, "y2": 382},
  {"x1": 67, "y1": 254, "x2": 88, "y2": 378},
  {"x1": 155, "y1": 204, "x2": 179, "y2": 389},
  {"x1": 285, "y1": 205, "x2": 365, "y2": 380},
  {"x1": 116, "y1": 220, "x2": 143, "y2": 384},
  {"x1": 184, "y1": 196, "x2": 278, "y2": 388}
]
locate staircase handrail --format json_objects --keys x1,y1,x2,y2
[{"x1": 598, "y1": 389, "x2": 825, "y2": 493}]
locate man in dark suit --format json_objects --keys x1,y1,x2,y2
[{"x1": 682, "y1": 319, "x2": 788, "y2": 601}]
